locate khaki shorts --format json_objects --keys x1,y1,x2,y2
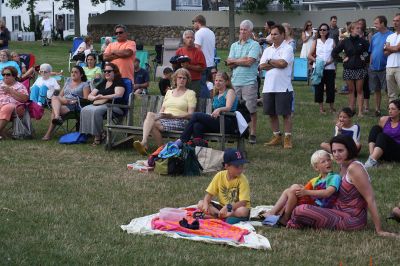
[{"x1": 233, "y1": 83, "x2": 257, "y2": 114}]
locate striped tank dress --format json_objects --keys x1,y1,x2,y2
[{"x1": 287, "y1": 161, "x2": 368, "y2": 230}]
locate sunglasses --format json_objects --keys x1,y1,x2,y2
[
  {"x1": 115, "y1": 31, "x2": 124, "y2": 35},
  {"x1": 2, "y1": 72, "x2": 12, "y2": 76},
  {"x1": 104, "y1": 69, "x2": 114, "y2": 74},
  {"x1": 319, "y1": 29, "x2": 328, "y2": 31},
  {"x1": 307, "y1": 24, "x2": 312, "y2": 27}
]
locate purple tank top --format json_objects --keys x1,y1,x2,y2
[{"x1": 383, "y1": 117, "x2": 400, "y2": 144}]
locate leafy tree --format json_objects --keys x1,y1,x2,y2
[
  {"x1": 227, "y1": 0, "x2": 294, "y2": 45},
  {"x1": 7, "y1": 0, "x2": 125, "y2": 36}
]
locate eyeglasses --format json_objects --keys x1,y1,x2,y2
[
  {"x1": 39, "y1": 70, "x2": 49, "y2": 74},
  {"x1": 115, "y1": 31, "x2": 124, "y2": 35},
  {"x1": 104, "y1": 70, "x2": 114, "y2": 74},
  {"x1": 319, "y1": 29, "x2": 328, "y2": 32},
  {"x1": 2, "y1": 72, "x2": 12, "y2": 76}
]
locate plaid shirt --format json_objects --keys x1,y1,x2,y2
[{"x1": 0, "y1": 81, "x2": 28, "y2": 106}]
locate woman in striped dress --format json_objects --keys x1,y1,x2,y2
[{"x1": 287, "y1": 135, "x2": 397, "y2": 237}]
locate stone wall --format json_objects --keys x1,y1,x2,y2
[{"x1": 87, "y1": 24, "x2": 305, "y2": 49}]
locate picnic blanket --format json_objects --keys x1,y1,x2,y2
[{"x1": 121, "y1": 206, "x2": 272, "y2": 250}]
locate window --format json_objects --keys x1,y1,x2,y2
[
  {"x1": 66, "y1": 14, "x2": 74, "y2": 30},
  {"x1": 12, "y1": 16, "x2": 21, "y2": 31},
  {"x1": 88, "y1": 13, "x2": 99, "y2": 18}
]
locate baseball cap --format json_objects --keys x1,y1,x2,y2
[{"x1": 223, "y1": 148, "x2": 248, "y2": 166}]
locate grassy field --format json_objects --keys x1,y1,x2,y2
[{"x1": 1, "y1": 40, "x2": 400, "y2": 265}]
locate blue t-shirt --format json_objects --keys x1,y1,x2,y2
[
  {"x1": 369, "y1": 30, "x2": 393, "y2": 71},
  {"x1": 134, "y1": 68, "x2": 149, "y2": 88},
  {"x1": 212, "y1": 90, "x2": 238, "y2": 111}
]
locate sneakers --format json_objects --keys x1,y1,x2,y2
[
  {"x1": 364, "y1": 157, "x2": 378, "y2": 169},
  {"x1": 264, "y1": 135, "x2": 282, "y2": 146},
  {"x1": 283, "y1": 135, "x2": 293, "y2": 149},
  {"x1": 248, "y1": 135, "x2": 257, "y2": 144}
]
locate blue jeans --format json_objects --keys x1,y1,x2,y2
[
  {"x1": 180, "y1": 112, "x2": 237, "y2": 142},
  {"x1": 29, "y1": 85, "x2": 48, "y2": 105}
]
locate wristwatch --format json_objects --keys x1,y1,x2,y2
[
  {"x1": 267, "y1": 59, "x2": 271, "y2": 65},
  {"x1": 227, "y1": 204, "x2": 233, "y2": 212}
]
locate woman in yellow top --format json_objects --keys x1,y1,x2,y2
[{"x1": 133, "y1": 68, "x2": 196, "y2": 155}]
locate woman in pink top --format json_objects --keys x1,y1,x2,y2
[
  {"x1": 365, "y1": 99, "x2": 400, "y2": 168},
  {"x1": 0, "y1": 66, "x2": 28, "y2": 140}
]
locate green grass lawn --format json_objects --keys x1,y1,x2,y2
[{"x1": 1, "y1": 41, "x2": 400, "y2": 265}]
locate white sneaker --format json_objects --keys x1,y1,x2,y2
[{"x1": 364, "y1": 157, "x2": 378, "y2": 169}]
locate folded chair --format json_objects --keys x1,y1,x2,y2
[{"x1": 68, "y1": 37, "x2": 84, "y2": 71}]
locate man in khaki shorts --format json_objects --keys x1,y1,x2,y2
[
  {"x1": 384, "y1": 13, "x2": 400, "y2": 102},
  {"x1": 226, "y1": 20, "x2": 261, "y2": 144}
]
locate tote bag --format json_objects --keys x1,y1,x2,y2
[
  {"x1": 195, "y1": 146, "x2": 224, "y2": 173},
  {"x1": 12, "y1": 108, "x2": 33, "y2": 139}
]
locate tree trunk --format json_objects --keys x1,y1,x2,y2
[
  {"x1": 228, "y1": 0, "x2": 235, "y2": 46},
  {"x1": 74, "y1": 0, "x2": 81, "y2": 36}
]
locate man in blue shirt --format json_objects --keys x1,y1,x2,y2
[
  {"x1": 133, "y1": 58, "x2": 149, "y2": 94},
  {"x1": 227, "y1": 20, "x2": 261, "y2": 144},
  {"x1": 369, "y1": 15, "x2": 393, "y2": 116}
]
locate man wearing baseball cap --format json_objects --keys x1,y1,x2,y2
[{"x1": 197, "y1": 148, "x2": 251, "y2": 224}]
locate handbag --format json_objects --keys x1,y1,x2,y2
[
  {"x1": 154, "y1": 157, "x2": 184, "y2": 175},
  {"x1": 59, "y1": 132, "x2": 88, "y2": 144},
  {"x1": 12, "y1": 108, "x2": 33, "y2": 139},
  {"x1": 195, "y1": 146, "x2": 224, "y2": 173},
  {"x1": 28, "y1": 101, "x2": 44, "y2": 120},
  {"x1": 93, "y1": 98, "x2": 108, "y2": 106}
]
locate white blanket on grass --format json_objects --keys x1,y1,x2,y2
[{"x1": 121, "y1": 206, "x2": 273, "y2": 250}]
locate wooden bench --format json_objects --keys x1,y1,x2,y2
[{"x1": 104, "y1": 95, "x2": 246, "y2": 152}]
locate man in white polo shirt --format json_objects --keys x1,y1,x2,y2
[
  {"x1": 193, "y1": 14, "x2": 215, "y2": 98},
  {"x1": 259, "y1": 24, "x2": 294, "y2": 149},
  {"x1": 384, "y1": 13, "x2": 400, "y2": 102}
]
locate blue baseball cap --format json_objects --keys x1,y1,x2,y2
[{"x1": 223, "y1": 148, "x2": 248, "y2": 166}]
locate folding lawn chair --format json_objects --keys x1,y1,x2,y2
[
  {"x1": 19, "y1": 53, "x2": 36, "y2": 91},
  {"x1": 68, "y1": 37, "x2": 84, "y2": 71}
]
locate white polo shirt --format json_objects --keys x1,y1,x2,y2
[
  {"x1": 195, "y1": 27, "x2": 216, "y2": 67},
  {"x1": 386, "y1": 32, "x2": 400, "y2": 68},
  {"x1": 260, "y1": 41, "x2": 294, "y2": 93}
]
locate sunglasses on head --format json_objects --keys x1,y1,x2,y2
[
  {"x1": 2, "y1": 72, "x2": 12, "y2": 76},
  {"x1": 115, "y1": 31, "x2": 124, "y2": 35},
  {"x1": 104, "y1": 69, "x2": 114, "y2": 73}
]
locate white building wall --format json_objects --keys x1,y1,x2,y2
[{"x1": 0, "y1": 0, "x2": 172, "y2": 37}]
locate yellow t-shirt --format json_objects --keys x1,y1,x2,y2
[
  {"x1": 162, "y1": 89, "x2": 197, "y2": 117},
  {"x1": 206, "y1": 170, "x2": 251, "y2": 208}
]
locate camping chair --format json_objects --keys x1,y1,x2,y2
[
  {"x1": 19, "y1": 53, "x2": 36, "y2": 91},
  {"x1": 293, "y1": 57, "x2": 309, "y2": 83},
  {"x1": 107, "y1": 78, "x2": 133, "y2": 124},
  {"x1": 68, "y1": 37, "x2": 84, "y2": 71},
  {"x1": 136, "y1": 50, "x2": 150, "y2": 72}
]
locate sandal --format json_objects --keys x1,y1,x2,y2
[
  {"x1": 91, "y1": 136, "x2": 104, "y2": 146},
  {"x1": 386, "y1": 212, "x2": 400, "y2": 223},
  {"x1": 133, "y1": 140, "x2": 148, "y2": 156}
]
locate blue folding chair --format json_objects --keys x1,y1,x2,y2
[
  {"x1": 293, "y1": 57, "x2": 308, "y2": 82},
  {"x1": 68, "y1": 37, "x2": 84, "y2": 71}
]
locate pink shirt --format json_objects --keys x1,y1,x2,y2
[
  {"x1": 105, "y1": 40, "x2": 136, "y2": 82},
  {"x1": 0, "y1": 81, "x2": 28, "y2": 106}
]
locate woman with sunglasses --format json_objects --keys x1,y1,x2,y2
[
  {"x1": 0, "y1": 66, "x2": 28, "y2": 140},
  {"x1": 83, "y1": 53, "x2": 102, "y2": 81},
  {"x1": 42, "y1": 66, "x2": 90, "y2": 140},
  {"x1": 0, "y1": 50, "x2": 21, "y2": 81},
  {"x1": 29, "y1": 63, "x2": 60, "y2": 105},
  {"x1": 332, "y1": 22, "x2": 369, "y2": 117},
  {"x1": 300, "y1": 20, "x2": 315, "y2": 58},
  {"x1": 308, "y1": 23, "x2": 336, "y2": 114},
  {"x1": 79, "y1": 62, "x2": 125, "y2": 146}
]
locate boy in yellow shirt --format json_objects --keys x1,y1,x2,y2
[{"x1": 197, "y1": 148, "x2": 251, "y2": 223}]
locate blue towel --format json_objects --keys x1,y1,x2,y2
[
  {"x1": 262, "y1": 215, "x2": 280, "y2": 227},
  {"x1": 158, "y1": 142, "x2": 181, "y2": 159},
  {"x1": 311, "y1": 59, "x2": 325, "y2": 85}
]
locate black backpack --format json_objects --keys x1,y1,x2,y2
[{"x1": 181, "y1": 144, "x2": 203, "y2": 176}]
